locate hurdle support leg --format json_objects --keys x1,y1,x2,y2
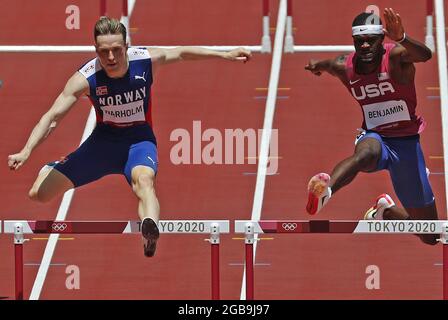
[
  {"x1": 100, "y1": 0, "x2": 107, "y2": 17},
  {"x1": 426, "y1": 0, "x2": 435, "y2": 52},
  {"x1": 209, "y1": 223, "x2": 220, "y2": 300},
  {"x1": 261, "y1": 0, "x2": 271, "y2": 53},
  {"x1": 14, "y1": 223, "x2": 25, "y2": 300},
  {"x1": 121, "y1": 0, "x2": 131, "y2": 45},
  {"x1": 245, "y1": 222, "x2": 255, "y2": 300},
  {"x1": 284, "y1": 0, "x2": 294, "y2": 52},
  {"x1": 100, "y1": 1, "x2": 131, "y2": 44}
]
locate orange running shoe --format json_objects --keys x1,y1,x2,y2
[{"x1": 306, "y1": 173, "x2": 332, "y2": 215}]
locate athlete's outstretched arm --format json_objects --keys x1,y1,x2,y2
[
  {"x1": 383, "y1": 8, "x2": 432, "y2": 63},
  {"x1": 305, "y1": 55, "x2": 347, "y2": 77},
  {"x1": 8, "y1": 72, "x2": 89, "y2": 170},
  {"x1": 148, "y1": 46, "x2": 252, "y2": 67}
]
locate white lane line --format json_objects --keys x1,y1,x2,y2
[
  {"x1": 434, "y1": 0, "x2": 448, "y2": 219},
  {"x1": 29, "y1": 108, "x2": 96, "y2": 300},
  {"x1": 239, "y1": 0, "x2": 287, "y2": 300}
]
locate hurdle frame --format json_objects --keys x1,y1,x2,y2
[
  {"x1": 236, "y1": 220, "x2": 448, "y2": 300},
  {"x1": 3, "y1": 220, "x2": 229, "y2": 300},
  {"x1": 261, "y1": 0, "x2": 272, "y2": 53},
  {"x1": 284, "y1": 0, "x2": 294, "y2": 53},
  {"x1": 101, "y1": 0, "x2": 271, "y2": 52}
]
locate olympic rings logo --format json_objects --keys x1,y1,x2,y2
[
  {"x1": 282, "y1": 223, "x2": 297, "y2": 231},
  {"x1": 52, "y1": 222, "x2": 67, "y2": 232}
]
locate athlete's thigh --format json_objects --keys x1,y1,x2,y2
[
  {"x1": 54, "y1": 132, "x2": 129, "y2": 188},
  {"x1": 388, "y1": 138, "x2": 434, "y2": 208},
  {"x1": 31, "y1": 166, "x2": 74, "y2": 201},
  {"x1": 354, "y1": 131, "x2": 388, "y2": 171},
  {"x1": 124, "y1": 141, "x2": 158, "y2": 185}
]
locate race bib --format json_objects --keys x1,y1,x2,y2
[
  {"x1": 102, "y1": 100, "x2": 145, "y2": 124},
  {"x1": 362, "y1": 100, "x2": 410, "y2": 129}
]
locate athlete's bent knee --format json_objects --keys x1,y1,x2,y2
[
  {"x1": 28, "y1": 188, "x2": 39, "y2": 202},
  {"x1": 28, "y1": 187, "x2": 51, "y2": 203},
  {"x1": 134, "y1": 173, "x2": 155, "y2": 191}
]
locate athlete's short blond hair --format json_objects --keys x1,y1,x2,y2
[{"x1": 94, "y1": 17, "x2": 127, "y2": 43}]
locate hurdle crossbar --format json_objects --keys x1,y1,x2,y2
[
  {"x1": 0, "y1": 46, "x2": 264, "y2": 53},
  {"x1": 235, "y1": 220, "x2": 448, "y2": 300},
  {"x1": 3, "y1": 220, "x2": 229, "y2": 300},
  {"x1": 293, "y1": 45, "x2": 354, "y2": 53}
]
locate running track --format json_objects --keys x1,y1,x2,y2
[{"x1": 0, "y1": 0, "x2": 445, "y2": 299}]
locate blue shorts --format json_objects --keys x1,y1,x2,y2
[
  {"x1": 356, "y1": 131, "x2": 435, "y2": 208},
  {"x1": 53, "y1": 124, "x2": 158, "y2": 187}
]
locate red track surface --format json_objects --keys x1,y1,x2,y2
[{"x1": 0, "y1": 0, "x2": 446, "y2": 300}]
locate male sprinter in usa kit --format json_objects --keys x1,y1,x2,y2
[
  {"x1": 8, "y1": 17, "x2": 252, "y2": 256},
  {"x1": 304, "y1": 8, "x2": 438, "y2": 245}
]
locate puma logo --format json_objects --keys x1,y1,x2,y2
[
  {"x1": 135, "y1": 72, "x2": 147, "y2": 82},
  {"x1": 147, "y1": 156, "x2": 156, "y2": 166}
]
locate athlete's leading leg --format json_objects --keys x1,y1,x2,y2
[
  {"x1": 307, "y1": 135, "x2": 383, "y2": 214},
  {"x1": 329, "y1": 137, "x2": 382, "y2": 193}
]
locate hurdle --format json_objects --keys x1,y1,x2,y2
[
  {"x1": 2, "y1": 220, "x2": 229, "y2": 300},
  {"x1": 100, "y1": 0, "x2": 128, "y2": 20},
  {"x1": 235, "y1": 220, "x2": 448, "y2": 300},
  {"x1": 289, "y1": 2, "x2": 435, "y2": 54},
  {"x1": 100, "y1": 0, "x2": 131, "y2": 44},
  {"x1": 101, "y1": 0, "x2": 270, "y2": 52},
  {"x1": 284, "y1": 0, "x2": 294, "y2": 53},
  {"x1": 0, "y1": 0, "x2": 271, "y2": 54},
  {"x1": 261, "y1": 0, "x2": 271, "y2": 53}
]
